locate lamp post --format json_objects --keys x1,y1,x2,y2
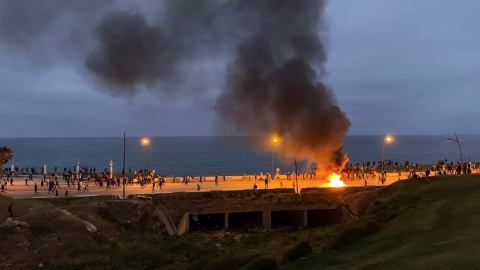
[
  {"x1": 381, "y1": 134, "x2": 393, "y2": 173},
  {"x1": 447, "y1": 132, "x2": 464, "y2": 170},
  {"x1": 142, "y1": 135, "x2": 149, "y2": 174},
  {"x1": 123, "y1": 133, "x2": 126, "y2": 199},
  {"x1": 109, "y1": 160, "x2": 113, "y2": 179},
  {"x1": 272, "y1": 138, "x2": 278, "y2": 178},
  {"x1": 295, "y1": 157, "x2": 299, "y2": 194}
]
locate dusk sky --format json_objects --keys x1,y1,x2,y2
[{"x1": 1, "y1": 0, "x2": 479, "y2": 138}]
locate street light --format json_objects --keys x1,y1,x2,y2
[
  {"x1": 272, "y1": 138, "x2": 278, "y2": 178},
  {"x1": 447, "y1": 132, "x2": 464, "y2": 170},
  {"x1": 295, "y1": 157, "x2": 299, "y2": 194},
  {"x1": 142, "y1": 135, "x2": 149, "y2": 174},
  {"x1": 381, "y1": 134, "x2": 393, "y2": 173},
  {"x1": 123, "y1": 132, "x2": 126, "y2": 199}
]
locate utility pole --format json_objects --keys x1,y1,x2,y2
[
  {"x1": 123, "y1": 133, "x2": 126, "y2": 199},
  {"x1": 447, "y1": 132, "x2": 464, "y2": 170},
  {"x1": 295, "y1": 157, "x2": 299, "y2": 194}
]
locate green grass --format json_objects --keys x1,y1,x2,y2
[
  {"x1": 3, "y1": 174, "x2": 480, "y2": 269},
  {"x1": 281, "y1": 175, "x2": 480, "y2": 269}
]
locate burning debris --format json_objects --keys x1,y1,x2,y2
[{"x1": 327, "y1": 173, "x2": 345, "y2": 187}]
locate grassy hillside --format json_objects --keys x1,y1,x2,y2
[
  {"x1": 1, "y1": 175, "x2": 479, "y2": 269},
  {"x1": 281, "y1": 174, "x2": 480, "y2": 270}
]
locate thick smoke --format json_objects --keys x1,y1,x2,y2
[
  {"x1": 85, "y1": 12, "x2": 174, "y2": 96},
  {"x1": 0, "y1": 0, "x2": 350, "y2": 175},
  {"x1": 216, "y1": 1, "x2": 351, "y2": 175},
  {"x1": 85, "y1": 0, "x2": 222, "y2": 96}
]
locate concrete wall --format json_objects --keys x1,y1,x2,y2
[{"x1": 187, "y1": 203, "x2": 353, "y2": 232}]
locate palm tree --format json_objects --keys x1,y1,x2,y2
[{"x1": 0, "y1": 146, "x2": 14, "y2": 180}]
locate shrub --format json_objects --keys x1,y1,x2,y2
[
  {"x1": 240, "y1": 258, "x2": 277, "y2": 270},
  {"x1": 188, "y1": 254, "x2": 258, "y2": 270},
  {"x1": 332, "y1": 220, "x2": 381, "y2": 248},
  {"x1": 281, "y1": 241, "x2": 312, "y2": 264},
  {"x1": 96, "y1": 207, "x2": 117, "y2": 223}
]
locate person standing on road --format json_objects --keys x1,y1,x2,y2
[
  {"x1": 25, "y1": 177, "x2": 29, "y2": 186},
  {"x1": 34, "y1": 183, "x2": 39, "y2": 195},
  {"x1": 152, "y1": 181, "x2": 155, "y2": 193}
]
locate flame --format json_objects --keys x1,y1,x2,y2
[{"x1": 328, "y1": 173, "x2": 345, "y2": 187}]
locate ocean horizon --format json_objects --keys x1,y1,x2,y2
[{"x1": 1, "y1": 135, "x2": 479, "y2": 176}]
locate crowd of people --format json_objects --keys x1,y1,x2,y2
[{"x1": 1, "y1": 159, "x2": 479, "y2": 196}]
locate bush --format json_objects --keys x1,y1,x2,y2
[
  {"x1": 332, "y1": 220, "x2": 381, "y2": 248},
  {"x1": 188, "y1": 254, "x2": 258, "y2": 270},
  {"x1": 281, "y1": 241, "x2": 312, "y2": 264},
  {"x1": 240, "y1": 258, "x2": 277, "y2": 270}
]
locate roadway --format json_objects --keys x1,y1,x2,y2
[{"x1": 1, "y1": 173, "x2": 405, "y2": 199}]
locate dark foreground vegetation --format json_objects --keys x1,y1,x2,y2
[{"x1": 1, "y1": 174, "x2": 479, "y2": 269}]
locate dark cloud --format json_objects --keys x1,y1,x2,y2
[
  {"x1": 0, "y1": 1, "x2": 61, "y2": 44},
  {"x1": 0, "y1": 0, "x2": 112, "y2": 63}
]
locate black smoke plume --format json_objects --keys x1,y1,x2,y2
[
  {"x1": 216, "y1": 1, "x2": 351, "y2": 175},
  {"x1": 85, "y1": 12, "x2": 174, "y2": 96},
  {"x1": 0, "y1": 0, "x2": 350, "y2": 175}
]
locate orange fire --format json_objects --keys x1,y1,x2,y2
[{"x1": 328, "y1": 173, "x2": 345, "y2": 187}]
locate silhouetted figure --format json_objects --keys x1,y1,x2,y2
[{"x1": 8, "y1": 203, "x2": 13, "y2": 218}]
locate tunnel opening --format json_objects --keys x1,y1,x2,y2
[
  {"x1": 228, "y1": 211, "x2": 263, "y2": 231},
  {"x1": 307, "y1": 208, "x2": 345, "y2": 227},
  {"x1": 271, "y1": 210, "x2": 305, "y2": 229},
  {"x1": 189, "y1": 213, "x2": 225, "y2": 231}
]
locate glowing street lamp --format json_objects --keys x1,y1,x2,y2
[
  {"x1": 381, "y1": 134, "x2": 393, "y2": 173},
  {"x1": 142, "y1": 135, "x2": 149, "y2": 174},
  {"x1": 447, "y1": 132, "x2": 464, "y2": 170},
  {"x1": 123, "y1": 132, "x2": 126, "y2": 199},
  {"x1": 272, "y1": 138, "x2": 278, "y2": 178}
]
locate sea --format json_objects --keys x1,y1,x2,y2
[{"x1": 1, "y1": 136, "x2": 479, "y2": 176}]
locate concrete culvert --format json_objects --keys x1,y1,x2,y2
[
  {"x1": 228, "y1": 211, "x2": 263, "y2": 231},
  {"x1": 189, "y1": 213, "x2": 225, "y2": 231}
]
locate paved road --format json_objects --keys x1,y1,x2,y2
[{"x1": 0, "y1": 173, "x2": 405, "y2": 199}]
